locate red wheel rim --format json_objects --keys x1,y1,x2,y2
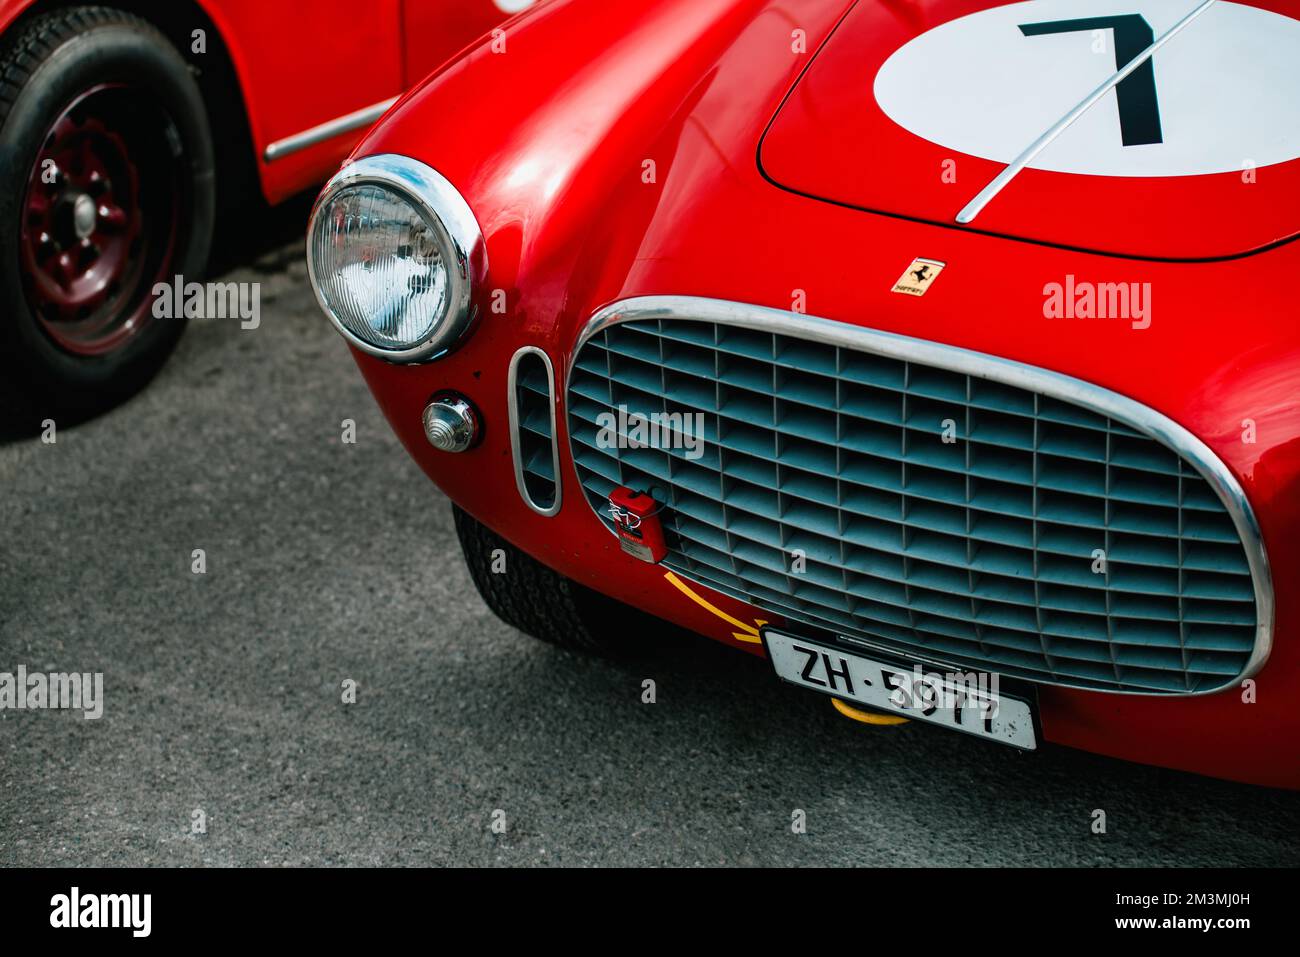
[{"x1": 19, "y1": 84, "x2": 182, "y2": 357}]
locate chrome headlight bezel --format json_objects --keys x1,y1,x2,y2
[{"x1": 306, "y1": 154, "x2": 487, "y2": 364}]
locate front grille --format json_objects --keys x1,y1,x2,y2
[{"x1": 566, "y1": 307, "x2": 1265, "y2": 694}]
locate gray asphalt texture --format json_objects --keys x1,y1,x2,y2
[{"x1": 2, "y1": 217, "x2": 1299, "y2": 868}]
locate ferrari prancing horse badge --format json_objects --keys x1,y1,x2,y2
[{"x1": 892, "y1": 258, "x2": 945, "y2": 296}]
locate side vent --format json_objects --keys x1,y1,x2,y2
[{"x1": 508, "y1": 346, "x2": 561, "y2": 515}]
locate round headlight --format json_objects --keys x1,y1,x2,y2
[{"x1": 307, "y1": 155, "x2": 486, "y2": 363}]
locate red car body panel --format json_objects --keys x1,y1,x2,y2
[
  {"x1": 195, "y1": 0, "x2": 407, "y2": 205},
  {"x1": 760, "y1": 0, "x2": 1300, "y2": 261},
  {"x1": 401, "y1": 1, "x2": 526, "y2": 83},
  {"x1": 0, "y1": 0, "x2": 523, "y2": 205},
  {"x1": 338, "y1": 0, "x2": 1299, "y2": 787}
]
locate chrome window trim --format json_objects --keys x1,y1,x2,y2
[
  {"x1": 264, "y1": 96, "x2": 399, "y2": 162},
  {"x1": 307, "y1": 154, "x2": 487, "y2": 364},
  {"x1": 566, "y1": 295, "x2": 1274, "y2": 696},
  {"x1": 509, "y1": 346, "x2": 563, "y2": 517}
]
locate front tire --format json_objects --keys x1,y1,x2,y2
[
  {"x1": 453, "y1": 505, "x2": 673, "y2": 655},
  {"x1": 0, "y1": 6, "x2": 216, "y2": 422}
]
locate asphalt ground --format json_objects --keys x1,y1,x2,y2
[{"x1": 2, "y1": 203, "x2": 1299, "y2": 867}]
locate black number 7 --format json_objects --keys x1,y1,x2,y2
[{"x1": 1019, "y1": 15, "x2": 1163, "y2": 146}]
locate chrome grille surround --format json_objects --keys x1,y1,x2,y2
[{"x1": 566, "y1": 297, "x2": 1273, "y2": 696}]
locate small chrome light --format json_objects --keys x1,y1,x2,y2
[
  {"x1": 307, "y1": 154, "x2": 487, "y2": 363},
  {"x1": 423, "y1": 394, "x2": 480, "y2": 453}
]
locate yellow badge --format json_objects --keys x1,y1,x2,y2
[{"x1": 891, "y1": 258, "x2": 945, "y2": 296}]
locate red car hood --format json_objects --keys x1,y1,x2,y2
[{"x1": 760, "y1": 0, "x2": 1300, "y2": 260}]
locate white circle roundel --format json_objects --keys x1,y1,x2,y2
[{"x1": 873, "y1": 0, "x2": 1300, "y2": 177}]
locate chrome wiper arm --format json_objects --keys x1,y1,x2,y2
[{"x1": 954, "y1": 0, "x2": 1217, "y2": 225}]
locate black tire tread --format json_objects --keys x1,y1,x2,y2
[
  {"x1": 453, "y1": 504, "x2": 609, "y2": 653},
  {"x1": 0, "y1": 7, "x2": 167, "y2": 124}
]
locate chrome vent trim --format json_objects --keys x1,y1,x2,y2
[
  {"x1": 564, "y1": 296, "x2": 1273, "y2": 696},
  {"x1": 509, "y1": 346, "x2": 562, "y2": 516}
]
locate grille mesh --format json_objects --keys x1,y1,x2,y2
[
  {"x1": 512, "y1": 350, "x2": 558, "y2": 512},
  {"x1": 567, "y1": 317, "x2": 1260, "y2": 694}
]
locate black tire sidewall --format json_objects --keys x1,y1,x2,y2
[{"x1": 0, "y1": 17, "x2": 216, "y2": 412}]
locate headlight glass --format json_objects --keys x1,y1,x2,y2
[{"x1": 309, "y1": 183, "x2": 452, "y2": 353}]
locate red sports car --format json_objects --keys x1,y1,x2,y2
[
  {"x1": 305, "y1": 0, "x2": 1300, "y2": 788},
  {"x1": 0, "y1": 0, "x2": 529, "y2": 416}
]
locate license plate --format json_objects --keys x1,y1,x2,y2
[{"x1": 762, "y1": 629, "x2": 1037, "y2": 750}]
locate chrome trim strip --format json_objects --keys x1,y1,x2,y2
[
  {"x1": 264, "y1": 97, "x2": 399, "y2": 162},
  {"x1": 955, "y1": 0, "x2": 1217, "y2": 224},
  {"x1": 306, "y1": 154, "x2": 487, "y2": 364},
  {"x1": 508, "y1": 346, "x2": 563, "y2": 517},
  {"x1": 566, "y1": 295, "x2": 1274, "y2": 696}
]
